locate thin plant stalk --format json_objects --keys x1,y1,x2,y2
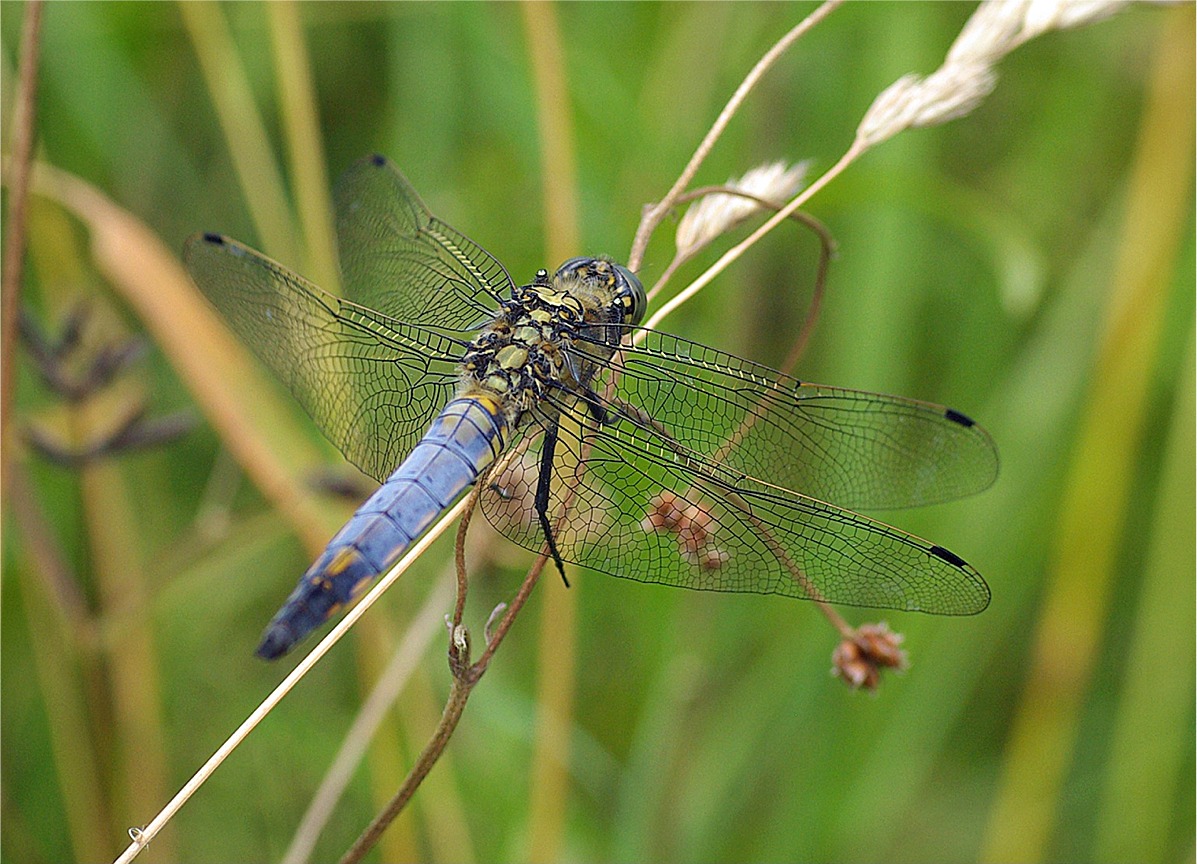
[
  {"x1": 1, "y1": 0, "x2": 43, "y2": 493},
  {"x1": 641, "y1": 149, "x2": 856, "y2": 335},
  {"x1": 627, "y1": 0, "x2": 844, "y2": 271},
  {"x1": 632, "y1": 185, "x2": 852, "y2": 638},
  {"x1": 520, "y1": 3, "x2": 582, "y2": 861},
  {"x1": 340, "y1": 484, "x2": 552, "y2": 864},
  {"x1": 646, "y1": 177, "x2": 815, "y2": 304},
  {"x1": 979, "y1": 11, "x2": 1192, "y2": 861},
  {"x1": 267, "y1": 0, "x2": 340, "y2": 293},
  {"x1": 178, "y1": 0, "x2": 299, "y2": 265},
  {"x1": 281, "y1": 569, "x2": 456, "y2": 864},
  {"x1": 111, "y1": 494, "x2": 474, "y2": 864},
  {"x1": 648, "y1": 184, "x2": 834, "y2": 375},
  {"x1": 342, "y1": 417, "x2": 596, "y2": 861}
]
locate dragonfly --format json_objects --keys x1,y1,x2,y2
[{"x1": 184, "y1": 153, "x2": 998, "y2": 660}]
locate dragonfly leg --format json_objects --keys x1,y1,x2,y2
[
  {"x1": 581, "y1": 385, "x2": 611, "y2": 426},
  {"x1": 536, "y1": 422, "x2": 570, "y2": 587},
  {"x1": 564, "y1": 380, "x2": 612, "y2": 428}
]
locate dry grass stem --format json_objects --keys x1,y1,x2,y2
[
  {"x1": 280, "y1": 571, "x2": 456, "y2": 864},
  {"x1": 642, "y1": 0, "x2": 1131, "y2": 333},
  {"x1": 340, "y1": 498, "x2": 552, "y2": 864},
  {"x1": 110, "y1": 495, "x2": 473, "y2": 864},
  {"x1": 627, "y1": 0, "x2": 843, "y2": 271}
]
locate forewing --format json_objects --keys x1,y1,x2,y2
[
  {"x1": 183, "y1": 232, "x2": 463, "y2": 481},
  {"x1": 581, "y1": 328, "x2": 998, "y2": 510},
  {"x1": 334, "y1": 154, "x2": 515, "y2": 324},
  {"x1": 480, "y1": 398, "x2": 990, "y2": 616}
]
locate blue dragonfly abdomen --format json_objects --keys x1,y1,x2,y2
[{"x1": 255, "y1": 395, "x2": 507, "y2": 659}]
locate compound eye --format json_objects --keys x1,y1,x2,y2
[
  {"x1": 554, "y1": 257, "x2": 592, "y2": 279},
  {"x1": 614, "y1": 264, "x2": 647, "y2": 326}
]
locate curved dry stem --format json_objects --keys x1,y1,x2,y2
[
  {"x1": 632, "y1": 179, "x2": 853, "y2": 635},
  {"x1": 474, "y1": 553, "x2": 552, "y2": 673},
  {"x1": 643, "y1": 184, "x2": 836, "y2": 368},
  {"x1": 451, "y1": 483, "x2": 483, "y2": 629},
  {"x1": 110, "y1": 494, "x2": 473, "y2": 864},
  {"x1": 344, "y1": 377, "x2": 598, "y2": 862},
  {"x1": 769, "y1": 203, "x2": 833, "y2": 378},
  {"x1": 280, "y1": 569, "x2": 455, "y2": 864},
  {"x1": 338, "y1": 671, "x2": 473, "y2": 864},
  {"x1": 341, "y1": 481, "x2": 551, "y2": 864},
  {"x1": 641, "y1": 145, "x2": 860, "y2": 335},
  {"x1": 627, "y1": 0, "x2": 843, "y2": 272}
]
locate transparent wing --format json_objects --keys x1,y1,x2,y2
[
  {"x1": 481, "y1": 394, "x2": 990, "y2": 616},
  {"x1": 334, "y1": 154, "x2": 515, "y2": 324},
  {"x1": 579, "y1": 327, "x2": 998, "y2": 510},
  {"x1": 183, "y1": 232, "x2": 467, "y2": 481},
  {"x1": 478, "y1": 325, "x2": 996, "y2": 615}
]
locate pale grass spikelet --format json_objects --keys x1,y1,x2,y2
[
  {"x1": 675, "y1": 160, "x2": 809, "y2": 259},
  {"x1": 857, "y1": 0, "x2": 1129, "y2": 149},
  {"x1": 1019, "y1": 0, "x2": 1129, "y2": 42}
]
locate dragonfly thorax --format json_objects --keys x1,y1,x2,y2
[
  {"x1": 459, "y1": 278, "x2": 590, "y2": 428},
  {"x1": 458, "y1": 258, "x2": 641, "y2": 430}
]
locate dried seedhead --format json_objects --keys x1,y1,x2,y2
[
  {"x1": 19, "y1": 304, "x2": 193, "y2": 465},
  {"x1": 641, "y1": 490, "x2": 730, "y2": 572},
  {"x1": 832, "y1": 622, "x2": 908, "y2": 692}
]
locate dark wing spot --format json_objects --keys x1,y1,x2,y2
[
  {"x1": 944, "y1": 408, "x2": 975, "y2": 428},
  {"x1": 202, "y1": 232, "x2": 225, "y2": 245},
  {"x1": 369, "y1": 153, "x2": 387, "y2": 167},
  {"x1": 929, "y1": 544, "x2": 968, "y2": 568}
]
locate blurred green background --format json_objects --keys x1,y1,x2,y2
[{"x1": 2, "y1": 2, "x2": 1192, "y2": 863}]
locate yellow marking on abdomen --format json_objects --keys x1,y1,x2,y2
[{"x1": 325, "y1": 547, "x2": 360, "y2": 576}]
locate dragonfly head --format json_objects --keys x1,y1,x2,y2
[{"x1": 554, "y1": 256, "x2": 646, "y2": 327}]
